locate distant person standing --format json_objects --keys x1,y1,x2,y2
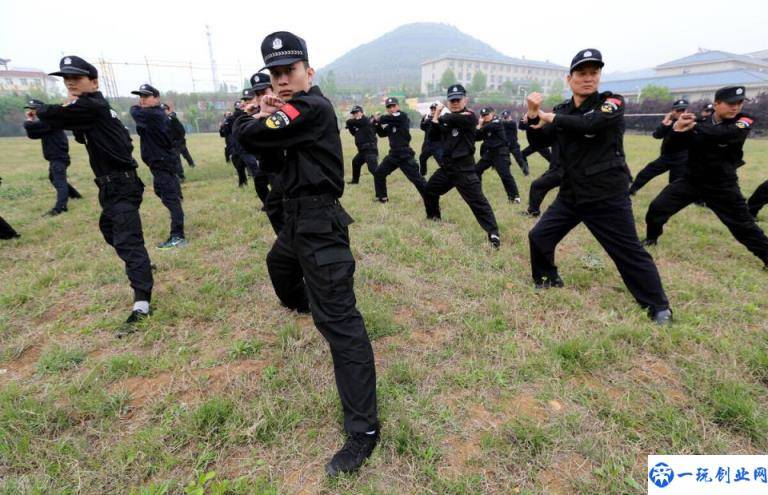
[
  {"x1": 163, "y1": 103, "x2": 196, "y2": 172},
  {"x1": 0, "y1": 177, "x2": 20, "y2": 240},
  {"x1": 372, "y1": 97, "x2": 427, "y2": 203},
  {"x1": 519, "y1": 114, "x2": 562, "y2": 217},
  {"x1": 501, "y1": 110, "x2": 529, "y2": 175},
  {"x1": 36, "y1": 55, "x2": 154, "y2": 334},
  {"x1": 221, "y1": 102, "x2": 249, "y2": 187},
  {"x1": 23, "y1": 98, "x2": 83, "y2": 216},
  {"x1": 418, "y1": 102, "x2": 443, "y2": 177},
  {"x1": 344, "y1": 105, "x2": 378, "y2": 185},
  {"x1": 423, "y1": 85, "x2": 501, "y2": 248},
  {"x1": 130, "y1": 84, "x2": 187, "y2": 249},
  {"x1": 629, "y1": 99, "x2": 690, "y2": 195},
  {"x1": 475, "y1": 107, "x2": 521, "y2": 204}
]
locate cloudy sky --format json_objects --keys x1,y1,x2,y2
[{"x1": 2, "y1": 0, "x2": 765, "y2": 95}]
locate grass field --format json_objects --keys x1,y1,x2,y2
[{"x1": 1, "y1": 130, "x2": 767, "y2": 494}]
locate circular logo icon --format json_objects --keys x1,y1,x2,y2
[
  {"x1": 649, "y1": 462, "x2": 675, "y2": 488},
  {"x1": 451, "y1": 129, "x2": 459, "y2": 137},
  {"x1": 736, "y1": 88, "x2": 744, "y2": 95},
  {"x1": 272, "y1": 38, "x2": 283, "y2": 50},
  {"x1": 583, "y1": 51, "x2": 592, "y2": 58},
  {"x1": 64, "y1": 57, "x2": 72, "y2": 65}
]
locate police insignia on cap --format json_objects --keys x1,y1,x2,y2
[
  {"x1": 272, "y1": 38, "x2": 283, "y2": 50},
  {"x1": 63, "y1": 57, "x2": 71, "y2": 65},
  {"x1": 583, "y1": 51, "x2": 592, "y2": 57},
  {"x1": 451, "y1": 129, "x2": 459, "y2": 137},
  {"x1": 736, "y1": 88, "x2": 744, "y2": 95}
]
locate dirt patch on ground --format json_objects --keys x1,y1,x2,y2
[
  {"x1": 440, "y1": 433, "x2": 483, "y2": 477},
  {"x1": 538, "y1": 451, "x2": 594, "y2": 495},
  {"x1": 632, "y1": 354, "x2": 688, "y2": 404},
  {"x1": 112, "y1": 359, "x2": 268, "y2": 410},
  {"x1": 0, "y1": 343, "x2": 42, "y2": 382}
]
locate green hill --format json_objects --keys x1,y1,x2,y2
[{"x1": 317, "y1": 22, "x2": 511, "y2": 91}]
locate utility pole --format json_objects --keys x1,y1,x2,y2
[
  {"x1": 206, "y1": 24, "x2": 218, "y2": 92},
  {"x1": 144, "y1": 55, "x2": 152, "y2": 84},
  {"x1": 189, "y1": 62, "x2": 196, "y2": 93}
]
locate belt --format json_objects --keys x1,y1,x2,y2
[
  {"x1": 94, "y1": 170, "x2": 137, "y2": 186},
  {"x1": 282, "y1": 194, "x2": 339, "y2": 213}
]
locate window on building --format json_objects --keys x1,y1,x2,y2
[{"x1": 5, "y1": 78, "x2": 13, "y2": 85}]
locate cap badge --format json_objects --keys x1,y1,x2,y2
[
  {"x1": 272, "y1": 38, "x2": 283, "y2": 50},
  {"x1": 736, "y1": 88, "x2": 744, "y2": 95},
  {"x1": 583, "y1": 51, "x2": 592, "y2": 58},
  {"x1": 63, "y1": 57, "x2": 72, "y2": 65}
]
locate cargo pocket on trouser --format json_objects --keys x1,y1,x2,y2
[{"x1": 304, "y1": 244, "x2": 357, "y2": 324}]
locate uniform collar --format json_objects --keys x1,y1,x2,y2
[{"x1": 569, "y1": 91, "x2": 599, "y2": 113}]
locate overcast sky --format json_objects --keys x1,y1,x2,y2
[{"x1": 2, "y1": 0, "x2": 766, "y2": 95}]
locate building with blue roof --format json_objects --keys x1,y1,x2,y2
[{"x1": 602, "y1": 49, "x2": 768, "y2": 101}]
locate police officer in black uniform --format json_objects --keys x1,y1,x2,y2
[
  {"x1": 643, "y1": 86, "x2": 768, "y2": 269},
  {"x1": 345, "y1": 105, "x2": 378, "y2": 184},
  {"x1": 520, "y1": 112, "x2": 553, "y2": 164},
  {"x1": 501, "y1": 110, "x2": 529, "y2": 176},
  {"x1": 36, "y1": 56, "x2": 154, "y2": 333},
  {"x1": 519, "y1": 116, "x2": 562, "y2": 217},
  {"x1": 163, "y1": 103, "x2": 196, "y2": 174},
  {"x1": 526, "y1": 49, "x2": 671, "y2": 324},
  {"x1": 239, "y1": 86, "x2": 273, "y2": 207},
  {"x1": 476, "y1": 107, "x2": 521, "y2": 203},
  {"x1": 372, "y1": 97, "x2": 427, "y2": 202},
  {"x1": 219, "y1": 108, "x2": 235, "y2": 165},
  {"x1": 629, "y1": 99, "x2": 690, "y2": 195},
  {"x1": 233, "y1": 31, "x2": 379, "y2": 476},
  {"x1": 221, "y1": 102, "x2": 248, "y2": 187},
  {"x1": 748, "y1": 179, "x2": 768, "y2": 220},
  {"x1": 23, "y1": 99, "x2": 83, "y2": 216},
  {"x1": 418, "y1": 102, "x2": 444, "y2": 177},
  {"x1": 423, "y1": 85, "x2": 501, "y2": 247},
  {"x1": 130, "y1": 84, "x2": 187, "y2": 249},
  {"x1": 700, "y1": 103, "x2": 714, "y2": 120},
  {"x1": 0, "y1": 177, "x2": 20, "y2": 239}
]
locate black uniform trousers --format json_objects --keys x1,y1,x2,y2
[
  {"x1": 350, "y1": 150, "x2": 378, "y2": 183},
  {"x1": 509, "y1": 140, "x2": 528, "y2": 174},
  {"x1": 49, "y1": 160, "x2": 81, "y2": 211},
  {"x1": 476, "y1": 150, "x2": 519, "y2": 200},
  {"x1": 179, "y1": 143, "x2": 195, "y2": 167},
  {"x1": 373, "y1": 151, "x2": 426, "y2": 199},
  {"x1": 264, "y1": 175, "x2": 285, "y2": 236},
  {"x1": 231, "y1": 154, "x2": 248, "y2": 187},
  {"x1": 241, "y1": 154, "x2": 272, "y2": 205},
  {"x1": 645, "y1": 178, "x2": 768, "y2": 264},
  {"x1": 424, "y1": 158, "x2": 499, "y2": 236},
  {"x1": 419, "y1": 142, "x2": 444, "y2": 177},
  {"x1": 522, "y1": 145, "x2": 552, "y2": 163},
  {"x1": 265, "y1": 195, "x2": 378, "y2": 433},
  {"x1": 96, "y1": 173, "x2": 154, "y2": 302},
  {"x1": 528, "y1": 168, "x2": 563, "y2": 214},
  {"x1": 748, "y1": 180, "x2": 768, "y2": 219},
  {"x1": 630, "y1": 156, "x2": 686, "y2": 194},
  {"x1": 149, "y1": 165, "x2": 185, "y2": 239},
  {"x1": 0, "y1": 216, "x2": 19, "y2": 239},
  {"x1": 529, "y1": 193, "x2": 669, "y2": 312}
]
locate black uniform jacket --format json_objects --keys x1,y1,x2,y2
[
  {"x1": 24, "y1": 120, "x2": 70, "y2": 163},
  {"x1": 36, "y1": 92, "x2": 136, "y2": 177},
  {"x1": 233, "y1": 85, "x2": 344, "y2": 199},
  {"x1": 526, "y1": 91, "x2": 631, "y2": 205}
]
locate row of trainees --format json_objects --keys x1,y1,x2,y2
[
  {"x1": 2, "y1": 89, "x2": 197, "y2": 249},
  {"x1": 2, "y1": 37, "x2": 768, "y2": 479}
]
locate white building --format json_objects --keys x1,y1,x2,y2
[
  {"x1": 420, "y1": 55, "x2": 567, "y2": 96},
  {"x1": 0, "y1": 67, "x2": 62, "y2": 95},
  {"x1": 602, "y1": 49, "x2": 768, "y2": 102}
]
